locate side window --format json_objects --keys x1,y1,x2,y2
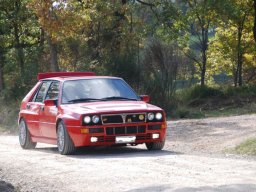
[
  {"x1": 45, "y1": 82, "x2": 60, "y2": 100},
  {"x1": 34, "y1": 82, "x2": 51, "y2": 103}
]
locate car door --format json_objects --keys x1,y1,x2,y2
[
  {"x1": 39, "y1": 81, "x2": 60, "y2": 139},
  {"x1": 26, "y1": 81, "x2": 51, "y2": 137}
]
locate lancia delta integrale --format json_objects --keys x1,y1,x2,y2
[{"x1": 18, "y1": 72, "x2": 167, "y2": 155}]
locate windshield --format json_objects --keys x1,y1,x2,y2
[{"x1": 61, "y1": 78, "x2": 139, "y2": 104}]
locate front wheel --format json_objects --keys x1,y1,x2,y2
[
  {"x1": 19, "y1": 119, "x2": 37, "y2": 149},
  {"x1": 57, "y1": 121, "x2": 76, "y2": 155},
  {"x1": 146, "y1": 140, "x2": 165, "y2": 151}
]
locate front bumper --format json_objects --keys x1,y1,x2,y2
[{"x1": 67, "y1": 122, "x2": 167, "y2": 147}]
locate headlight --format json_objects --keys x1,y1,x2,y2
[
  {"x1": 92, "y1": 115, "x2": 100, "y2": 124},
  {"x1": 147, "y1": 113, "x2": 154, "y2": 121},
  {"x1": 155, "y1": 113, "x2": 162, "y2": 120},
  {"x1": 84, "y1": 116, "x2": 91, "y2": 124}
]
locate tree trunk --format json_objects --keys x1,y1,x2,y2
[
  {"x1": 200, "y1": 23, "x2": 209, "y2": 87},
  {"x1": 0, "y1": 54, "x2": 4, "y2": 91},
  {"x1": 237, "y1": 26, "x2": 243, "y2": 87},
  {"x1": 254, "y1": 0, "x2": 256, "y2": 43},
  {"x1": 14, "y1": 23, "x2": 25, "y2": 77},
  {"x1": 47, "y1": 37, "x2": 59, "y2": 72}
]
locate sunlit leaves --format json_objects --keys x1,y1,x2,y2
[{"x1": 28, "y1": 0, "x2": 95, "y2": 42}]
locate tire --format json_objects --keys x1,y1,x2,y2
[
  {"x1": 57, "y1": 121, "x2": 76, "y2": 155},
  {"x1": 146, "y1": 140, "x2": 165, "y2": 151},
  {"x1": 19, "y1": 119, "x2": 37, "y2": 149}
]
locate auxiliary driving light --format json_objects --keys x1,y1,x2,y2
[
  {"x1": 92, "y1": 115, "x2": 100, "y2": 124},
  {"x1": 147, "y1": 113, "x2": 154, "y2": 121},
  {"x1": 152, "y1": 133, "x2": 160, "y2": 139},
  {"x1": 90, "y1": 137, "x2": 98, "y2": 143}
]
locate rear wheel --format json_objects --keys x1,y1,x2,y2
[
  {"x1": 57, "y1": 121, "x2": 76, "y2": 155},
  {"x1": 19, "y1": 119, "x2": 37, "y2": 149},
  {"x1": 146, "y1": 140, "x2": 165, "y2": 151}
]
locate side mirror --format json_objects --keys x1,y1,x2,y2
[
  {"x1": 44, "y1": 99, "x2": 57, "y2": 107},
  {"x1": 140, "y1": 95, "x2": 150, "y2": 103}
]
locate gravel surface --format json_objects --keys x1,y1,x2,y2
[{"x1": 0, "y1": 114, "x2": 256, "y2": 192}]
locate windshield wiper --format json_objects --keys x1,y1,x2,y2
[
  {"x1": 101, "y1": 96, "x2": 137, "y2": 101},
  {"x1": 68, "y1": 98, "x2": 102, "y2": 103}
]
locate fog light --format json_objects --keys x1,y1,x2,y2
[
  {"x1": 152, "y1": 133, "x2": 160, "y2": 139},
  {"x1": 90, "y1": 137, "x2": 98, "y2": 142}
]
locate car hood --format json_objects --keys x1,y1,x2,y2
[{"x1": 61, "y1": 101, "x2": 163, "y2": 115}]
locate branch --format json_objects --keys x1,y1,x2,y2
[
  {"x1": 183, "y1": 50, "x2": 203, "y2": 71},
  {"x1": 136, "y1": 0, "x2": 155, "y2": 7}
]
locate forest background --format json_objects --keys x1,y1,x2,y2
[{"x1": 1, "y1": 0, "x2": 256, "y2": 131}]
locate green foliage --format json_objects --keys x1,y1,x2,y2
[
  {"x1": 178, "y1": 84, "x2": 256, "y2": 103},
  {"x1": 223, "y1": 86, "x2": 256, "y2": 97},
  {"x1": 178, "y1": 85, "x2": 224, "y2": 102}
]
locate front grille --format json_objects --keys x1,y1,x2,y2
[
  {"x1": 102, "y1": 115, "x2": 123, "y2": 124},
  {"x1": 106, "y1": 126, "x2": 146, "y2": 135},
  {"x1": 101, "y1": 113, "x2": 146, "y2": 124},
  {"x1": 89, "y1": 128, "x2": 104, "y2": 133},
  {"x1": 148, "y1": 125, "x2": 161, "y2": 130},
  {"x1": 125, "y1": 114, "x2": 145, "y2": 123}
]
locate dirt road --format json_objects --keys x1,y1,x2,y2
[{"x1": 0, "y1": 114, "x2": 256, "y2": 192}]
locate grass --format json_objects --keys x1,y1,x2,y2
[
  {"x1": 0, "y1": 126, "x2": 4, "y2": 133},
  {"x1": 0, "y1": 98, "x2": 19, "y2": 134},
  {"x1": 203, "y1": 103, "x2": 256, "y2": 118},
  {"x1": 170, "y1": 102, "x2": 256, "y2": 120},
  {"x1": 234, "y1": 139, "x2": 256, "y2": 156}
]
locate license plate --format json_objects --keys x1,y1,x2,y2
[{"x1": 115, "y1": 136, "x2": 136, "y2": 144}]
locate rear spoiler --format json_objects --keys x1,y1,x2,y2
[{"x1": 37, "y1": 72, "x2": 96, "y2": 80}]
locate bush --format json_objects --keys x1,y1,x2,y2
[
  {"x1": 178, "y1": 85, "x2": 224, "y2": 102},
  {"x1": 223, "y1": 86, "x2": 256, "y2": 97},
  {"x1": 0, "y1": 97, "x2": 20, "y2": 133}
]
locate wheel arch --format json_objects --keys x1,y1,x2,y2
[{"x1": 56, "y1": 118, "x2": 63, "y2": 132}]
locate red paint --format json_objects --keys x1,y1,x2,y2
[{"x1": 19, "y1": 73, "x2": 167, "y2": 148}]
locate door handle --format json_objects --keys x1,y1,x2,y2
[{"x1": 26, "y1": 104, "x2": 30, "y2": 110}]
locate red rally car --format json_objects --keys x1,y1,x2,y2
[{"x1": 18, "y1": 72, "x2": 167, "y2": 155}]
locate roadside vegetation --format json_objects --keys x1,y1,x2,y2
[
  {"x1": 1, "y1": 84, "x2": 256, "y2": 134},
  {"x1": 234, "y1": 139, "x2": 256, "y2": 156},
  {"x1": 173, "y1": 85, "x2": 256, "y2": 119}
]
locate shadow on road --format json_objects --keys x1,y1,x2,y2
[
  {"x1": 34, "y1": 145, "x2": 181, "y2": 159},
  {"x1": 126, "y1": 184, "x2": 256, "y2": 192},
  {"x1": 0, "y1": 180, "x2": 16, "y2": 192}
]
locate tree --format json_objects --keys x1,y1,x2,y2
[
  {"x1": 208, "y1": 1, "x2": 256, "y2": 86},
  {"x1": 152, "y1": 0, "x2": 216, "y2": 86},
  {"x1": 183, "y1": 0, "x2": 217, "y2": 86},
  {"x1": 142, "y1": 40, "x2": 180, "y2": 108},
  {"x1": 214, "y1": 0, "x2": 253, "y2": 86}
]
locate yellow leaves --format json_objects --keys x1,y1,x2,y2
[{"x1": 28, "y1": 0, "x2": 94, "y2": 42}]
